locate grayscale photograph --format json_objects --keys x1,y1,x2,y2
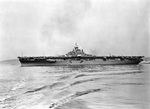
[{"x1": 0, "y1": 0, "x2": 149, "y2": 109}]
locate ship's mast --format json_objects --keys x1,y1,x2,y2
[{"x1": 75, "y1": 43, "x2": 78, "y2": 49}]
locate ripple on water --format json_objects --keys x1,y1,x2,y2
[
  {"x1": 55, "y1": 99, "x2": 92, "y2": 109},
  {"x1": 49, "y1": 88, "x2": 104, "y2": 109},
  {"x1": 25, "y1": 82, "x2": 66, "y2": 94}
]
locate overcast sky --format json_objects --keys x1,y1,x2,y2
[{"x1": 0, "y1": 0, "x2": 149, "y2": 60}]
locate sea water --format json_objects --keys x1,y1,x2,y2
[{"x1": 0, "y1": 60, "x2": 149, "y2": 109}]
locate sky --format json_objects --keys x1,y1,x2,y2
[{"x1": 0, "y1": 0, "x2": 149, "y2": 61}]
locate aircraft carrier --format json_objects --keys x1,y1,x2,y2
[{"x1": 18, "y1": 44, "x2": 144, "y2": 66}]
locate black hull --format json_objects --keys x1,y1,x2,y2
[
  {"x1": 18, "y1": 44, "x2": 144, "y2": 66},
  {"x1": 18, "y1": 57, "x2": 142, "y2": 66}
]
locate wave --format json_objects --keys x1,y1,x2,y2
[
  {"x1": 74, "y1": 74, "x2": 87, "y2": 78},
  {"x1": 74, "y1": 70, "x2": 141, "y2": 79},
  {"x1": 25, "y1": 82, "x2": 66, "y2": 94},
  {"x1": 25, "y1": 86, "x2": 47, "y2": 93},
  {"x1": 113, "y1": 82, "x2": 143, "y2": 86},
  {"x1": 54, "y1": 99, "x2": 90, "y2": 109},
  {"x1": 70, "y1": 78, "x2": 100, "y2": 86},
  {"x1": 49, "y1": 88, "x2": 104, "y2": 109}
]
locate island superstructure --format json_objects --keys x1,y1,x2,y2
[{"x1": 18, "y1": 43, "x2": 144, "y2": 66}]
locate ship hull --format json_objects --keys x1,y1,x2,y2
[
  {"x1": 18, "y1": 44, "x2": 143, "y2": 66},
  {"x1": 19, "y1": 58, "x2": 141, "y2": 67}
]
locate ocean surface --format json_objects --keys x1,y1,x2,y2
[{"x1": 0, "y1": 60, "x2": 149, "y2": 109}]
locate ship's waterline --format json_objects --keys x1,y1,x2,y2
[{"x1": 20, "y1": 59, "x2": 142, "y2": 67}]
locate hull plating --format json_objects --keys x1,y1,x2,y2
[
  {"x1": 20, "y1": 59, "x2": 141, "y2": 67},
  {"x1": 18, "y1": 44, "x2": 143, "y2": 66}
]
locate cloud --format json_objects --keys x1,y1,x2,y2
[
  {"x1": 0, "y1": 0, "x2": 148, "y2": 60},
  {"x1": 41, "y1": 0, "x2": 91, "y2": 42}
]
